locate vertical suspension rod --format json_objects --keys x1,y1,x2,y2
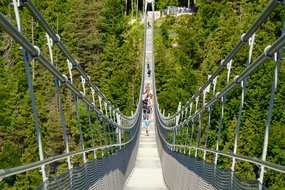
[{"x1": 12, "y1": 0, "x2": 47, "y2": 182}]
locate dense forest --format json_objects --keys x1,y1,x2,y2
[
  {"x1": 0, "y1": 0, "x2": 142, "y2": 188},
  {"x1": 0, "y1": 0, "x2": 285, "y2": 189},
  {"x1": 154, "y1": 0, "x2": 285, "y2": 189}
]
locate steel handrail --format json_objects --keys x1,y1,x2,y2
[
  {"x1": 155, "y1": 33, "x2": 285, "y2": 131},
  {"x1": 0, "y1": 12, "x2": 140, "y2": 129},
  {"x1": 155, "y1": 107, "x2": 285, "y2": 174},
  {"x1": 21, "y1": 0, "x2": 141, "y2": 121},
  {"x1": 159, "y1": 0, "x2": 283, "y2": 121}
]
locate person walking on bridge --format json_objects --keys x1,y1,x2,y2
[
  {"x1": 147, "y1": 66, "x2": 152, "y2": 77},
  {"x1": 148, "y1": 94, "x2": 153, "y2": 115},
  {"x1": 147, "y1": 21, "x2": 152, "y2": 29},
  {"x1": 146, "y1": 58, "x2": 150, "y2": 69},
  {"x1": 145, "y1": 114, "x2": 151, "y2": 136},
  {"x1": 143, "y1": 97, "x2": 148, "y2": 120}
]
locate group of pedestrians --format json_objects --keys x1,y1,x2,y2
[{"x1": 142, "y1": 83, "x2": 153, "y2": 136}]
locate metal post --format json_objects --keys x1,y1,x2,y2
[
  {"x1": 204, "y1": 75, "x2": 216, "y2": 160},
  {"x1": 231, "y1": 33, "x2": 256, "y2": 173},
  {"x1": 104, "y1": 102, "x2": 108, "y2": 117},
  {"x1": 75, "y1": 97, "x2": 87, "y2": 163},
  {"x1": 188, "y1": 102, "x2": 193, "y2": 155},
  {"x1": 80, "y1": 74, "x2": 94, "y2": 159},
  {"x1": 189, "y1": 102, "x2": 193, "y2": 116},
  {"x1": 95, "y1": 112, "x2": 103, "y2": 157},
  {"x1": 103, "y1": 118, "x2": 108, "y2": 146},
  {"x1": 109, "y1": 106, "x2": 112, "y2": 120},
  {"x1": 91, "y1": 87, "x2": 96, "y2": 108},
  {"x1": 215, "y1": 60, "x2": 232, "y2": 165},
  {"x1": 13, "y1": 0, "x2": 47, "y2": 183},
  {"x1": 117, "y1": 114, "x2": 122, "y2": 149},
  {"x1": 98, "y1": 95, "x2": 102, "y2": 113},
  {"x1": 172, "y1": 128, "x2": 176, "y2": 151},
  {"x1": 194, "y1": 95, "x2": 200, "y2": 156},
  {"x1": 215, "y1": 95, "x2": 224, "y2": 165},
  {"x1": 259, "y1": 52, "x2": 280, "y2": 188},
  {"x1": 107, "y1": 122, "x2": 112, "y2": 154},
  {"x1": 66, "y1": 55, "x2": 87, "y2": 163},
  {"x1": 113, "y1": 110, "x2": 116, "y2": 122},
  {"x1": 112, "y1": 123, "x2": 116, "y2": 145},
  {"x1": 184, "y1": 123, "x2": 189, "y2": 154},
  {"x1": 189, "y1": 118, "x2": 195, "y2": 155},
  {"x1": 259, "y1": 18, "x2": 285, "y2": 188},
  {"x1": 195, "y1": 114, "x2": 202, "y2": 157},
  {"x1": 116, "y1": 112, "x2": 122, "y2": 149},
  {"x1": 173, "y1": 102, "x2": 181, "y2": 151},
  {"x1": 227, "y1": 60, "x2": 232, "y2": 84},
  {"x1": 176, "y1": 102, "x2": 182, "y2": 125},
  {"x1": 87, "y1": 106, "x2": 96, "y2": 159},
  {"x1": 196, "y1": 76, "x2": 210, "y2": 157},
  {"x1": 67, "y1": 59, "x2": 73, "y2": 84},
  {"x1": 177, "y1": 127, "x2": 181, "y2": 152},
  {"x1": 81, "y1": 76, "x2": 86, "y2": 96},
  {"x1": 195, "y1": 96, "x2": 199, "y2": 112},
  {"x1": 46, "y1": 33, "x2": 72, "y2": 169},
  {"x1": 203, "y1": 107, "x2": 212, "y2": 160},
  {"x1": 182, "y1": 121, "x2": 185, "y2": 153}
]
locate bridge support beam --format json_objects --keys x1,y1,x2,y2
[
  {"x1": 46, "y1": 31, "x2": 74, "y2": 170},
  {"x1": 203, "y1": 76, "x2": 216, "y2": 160},
  {"x1": 173, "y1": 102, "x2": 181, "y2": 151},
  {"x1": 259, "y1": 17, "x2": 285, "y2": 189},
  {"x1": 12, "y1": 0, "x2": 47, "y2": 184},
  {"x1": 231, "y1": 34, "x2": 255, "y2": 188},
  {"x1": 215, "y1": 60, "x2": 232, "y2": 165},
  {"x1": 116, "y1": 111, "x2": 122, "y2": 149}
]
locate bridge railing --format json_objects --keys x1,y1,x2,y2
[
  {"x1": 158, "y1": 0, "x2": 282, "y2": 124},
  {"x1": 154, "y1": 0, "x2": 285, "y2": 189},
  {"x1": 0, "y1": 0, "x2": 145, "y2": 188}
]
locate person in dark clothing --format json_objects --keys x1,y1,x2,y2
[
  {"x1": 143, "y1": 98, "x2": 148, "y2": 119},
  {"x1": 147, "y1": 58, "x2": 150, "y2": 69},
  {"x1": 147, "y1": 21, "x2": 151, "y2": 29},
  {"x1": 147, "y1": 67, "x2": 151, "y2": 77}
]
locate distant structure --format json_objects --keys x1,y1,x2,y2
[
  {"x1": 162, "y1": 0, "x2": 198, "y2": 17},
  {"x1": 162, "y1": 6, "x2": 196, "y2": 16},
  {"x1": 162, "y1": 6, "x2": 177, "y2": 16},
  {"x1": 176, "y1": 7, "x2": 195, "y2": 16}
]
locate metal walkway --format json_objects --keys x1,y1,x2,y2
[
  {"x1": 124, "y1": 117, "x2": 167, "y2": 190},
  {"x1": 124, "y1": 12, "x2": 168, "y2": 190},
  {"x1": 1, "y1": 1, "x2": 285, "y2": 189}
]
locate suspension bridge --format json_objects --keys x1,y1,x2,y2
[{"x1": 0, "y1": 0, "x2": 285, "y2": 189}]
